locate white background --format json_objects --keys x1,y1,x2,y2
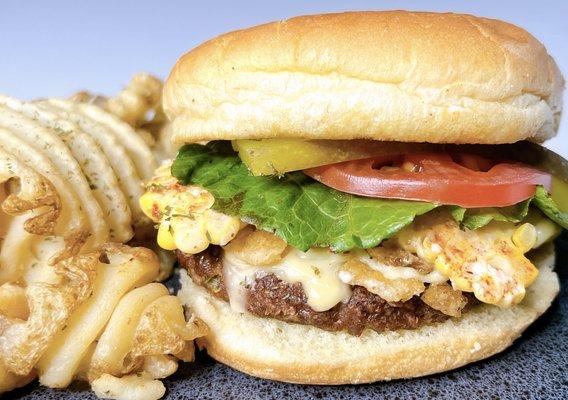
[{"x1": 1, "y1": 0, "x2": 566, "y2": 156}]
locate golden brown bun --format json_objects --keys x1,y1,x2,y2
[
  {"x1": 164, "y1": 11, "x2": 564, "y2": 145},
  {"x1": 178, "y1": 246, "x2": 559, "y2": 384}
]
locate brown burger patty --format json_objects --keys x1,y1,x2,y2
[{"x1": 177, "y1": 246, "x2": 473, "y2": 335}]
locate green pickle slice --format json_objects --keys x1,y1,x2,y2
[{"x1": 232, "y1": 139, "x2": 435, "y2": 176}]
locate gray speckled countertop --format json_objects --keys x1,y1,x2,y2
[{"x1": 6, "y1": 233, "x2": 568, "y2": 400}]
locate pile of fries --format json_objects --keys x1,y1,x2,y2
[{"x1": 0, "y1": 75, "x2": 206, "y2": 399}]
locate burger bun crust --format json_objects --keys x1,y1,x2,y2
[{"x1": 164, "y1": 11, "x2": 563, "y2": 146}]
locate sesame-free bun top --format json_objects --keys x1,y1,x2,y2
[{"x1": 164, "y1": 11, "x2": 564, "y2": 145}]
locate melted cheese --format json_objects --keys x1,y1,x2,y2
[
  {"x1": 223, "y1": 248, "x2": 351, "y2": 313},
  {"x1": 222, "y1": 246, "x2": 451, "y2": 313}
]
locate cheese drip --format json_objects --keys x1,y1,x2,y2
[
  {"x1": 223, "y1": 248, "x2": 351, "y2": 313},
  {"x1": 222, "y1": 246, "x2": 450, "y2": 314}
]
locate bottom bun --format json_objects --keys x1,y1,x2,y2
[{"x1": 178, "y1": 246, "x2": 559, "y2": 384}]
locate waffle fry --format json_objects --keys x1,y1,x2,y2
[{"x1": 0, "y1": 76, "x2": 197, "y2": 399}]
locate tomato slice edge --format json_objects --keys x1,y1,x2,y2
[{"x1": 304, "y1": 153, "x2": 552, "y2": 208}]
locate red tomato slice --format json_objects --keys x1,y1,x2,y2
[{"x1": 304, "y1": 153, "x2": 552, "y2": 208}]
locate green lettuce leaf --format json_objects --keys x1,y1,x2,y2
[
  {"x1": 172, "y1": 142, "x2": 567, "y2": 251},
  {"x1": 172, "y1": 142, "x2": 437, "y2": 252},
  {"x1": 533, "y1": 186, "x2": 568, "y2": 229},
  {"x1": 450, "y1": 200, "x2": 532, "y2": 230},
  {"x1": 451, "y1": 185, "x2": 568, "y2": 230}
]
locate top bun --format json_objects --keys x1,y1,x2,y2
[{"x1": 164, "y1": 11, "x2": 564, "y2": 145}]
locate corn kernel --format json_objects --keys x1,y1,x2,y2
[
  {"x1": 157, "y1": 223, "x2": 177, "y2": 250},
  {"x1": 173, "y1": 218, "x2": 210, "y2": 254},
  {"x1": 141, "y1": 168, "x2": 242, "y2": 254},
  {"x1": 139, "y1": 192, "x2": 160, "y2": 222},
  {"x1": 512, "y1": 223, "x2": 537, "y2": 253},
  {"x1": 204, "y1": 210, "x2": 242, "y2": 246}
]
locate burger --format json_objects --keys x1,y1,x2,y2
[{"x1": 140, "y1": 11, "x2": 567, "y2": 383}]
